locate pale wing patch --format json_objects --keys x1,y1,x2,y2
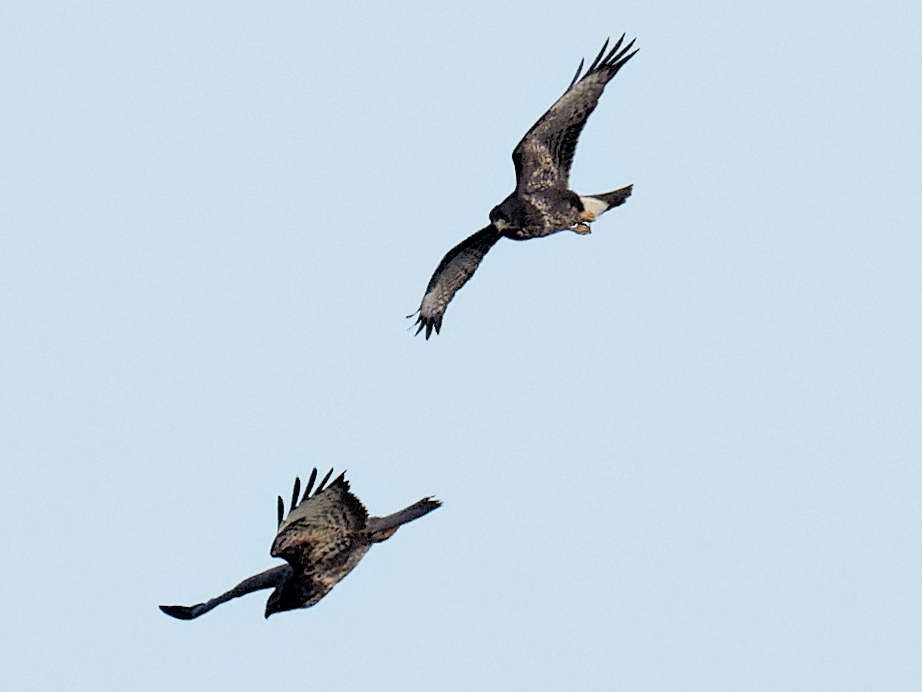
[{"x1": 420, "y1": 289, "x2": 446, "y2": 322}]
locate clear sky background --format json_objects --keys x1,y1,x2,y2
[{"x1": 1, "y1": 2, "x2": 919, "y2": 690}]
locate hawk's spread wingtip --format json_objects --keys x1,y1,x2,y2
[{"x1": 160, "y1": 604, "x2": 196, "y2": 620}]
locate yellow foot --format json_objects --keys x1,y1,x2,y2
[
  {"x1": 572, "y1": 223, "x2": 592, "y2": 235},
  {"x1": 579, "y1": 209, "x2": 597, "y2": 222}
]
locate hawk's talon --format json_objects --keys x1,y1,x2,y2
[{"x1": 572, "y1": 223, "x2": 592, "y2": 235}]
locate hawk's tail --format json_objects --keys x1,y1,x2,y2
[{"x1": 580, "y1": 184, "x2": 633, "y2": 218}]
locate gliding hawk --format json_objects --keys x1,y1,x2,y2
[
  {"x1": 411, "y1": 35, "x2": 638, "y2": 338},
  {"x1": 159, "y1": 469, "x2": 441, "y2": 619}
]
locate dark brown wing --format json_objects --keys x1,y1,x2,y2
[
  {"x1": 512, "y1": 35, "x2": 637, "y2": 194},
  {"x1": 271, "y1": 470, "x2": 369, "y2": 571},
  {"x1": 411, "y1": 225, "x2": 502, "y2": 339},
  {"x1": 159, "y1": 565, "x2": 291, "y2": 620}
]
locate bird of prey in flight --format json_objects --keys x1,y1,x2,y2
[
  {"x1": 159, "y1": 469, "x2": 441, "y2": 620},
  {"x1": 410, "y1": 35, "x2": 638, "y2": 339}
]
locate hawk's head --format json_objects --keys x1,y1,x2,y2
[{"x1": 488, "y1": 204, "x2": 509, "y2": 231}]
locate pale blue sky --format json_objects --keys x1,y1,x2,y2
[{"x1": 1, "y1": 2, "x2": 919, "y2": 690}]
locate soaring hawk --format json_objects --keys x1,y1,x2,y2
[
  {"x1": 411, "y1": 35, "x2": 638, "y2": 338},
  {"x1": 159, "y1": 469, "x2": 441, "y2": 619}
]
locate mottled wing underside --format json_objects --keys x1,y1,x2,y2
[
  {"x1": 512, "y1": 35, "x2": 637, "y2": 194},
  {"x1": 272, "y1": 470, "x2": 369, "y2": 570},
  {"x1": 412, "y1": 224, "x2": 502, "y2": 339}
]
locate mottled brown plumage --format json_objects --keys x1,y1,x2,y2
[
  {"x1": 159, "y1": 469, "x2": 441, "y2": 620},
  {"x1": 411, "y1": 35, "x2": 638, "y2": 339}
]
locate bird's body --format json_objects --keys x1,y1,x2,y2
[
  {"x1": 412, "y1": 35, "x2": 638, "y2": 338},
  {"x1": 159, "y1": 469, "x2": 440, "y2": 619}
]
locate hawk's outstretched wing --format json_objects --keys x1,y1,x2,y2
[
  {"x1": 411, "y1": 225, "x2": 502, "y2": 339},
  {"x1": 158, "y1": 564, "x2": 291, "y2": 620},
  {"x1": 512, "y1": 35, "x2": 637, "y2": 194},
  {"x1": 271, "y1": 469, "x2": 369, "y2": 570}
]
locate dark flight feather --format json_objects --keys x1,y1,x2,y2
[
  {"x1": 291, "y1": 477, "x2": 301, "y2": 516},
  {"x1": 315, "y1": 468, "x2": 333, "y2": 493},
  {"x1": 301, "y1": 468, "x2": 317, "y2": 502}
]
